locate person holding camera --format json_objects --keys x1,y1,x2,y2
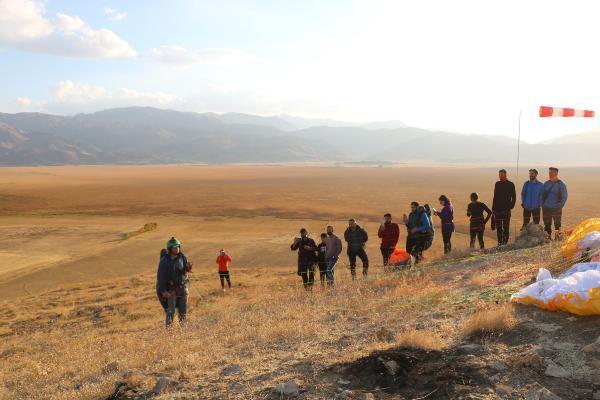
[
  {"x1": 290, "y1": 228, "x2": 317, "y2": 289},
  {"x1": 378, "y1": 213, "x2": 400, "y2": 266},
  {"x1": 433, "y1": 195, "x2": 454, "y2": 254}
]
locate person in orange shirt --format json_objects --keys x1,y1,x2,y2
[{"x1": 216, "y1": 249, "x2": 232, "y2": 289}]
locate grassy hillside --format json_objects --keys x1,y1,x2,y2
[{"x1": 1, "y1": 243, "x2": 598, "y2": 399}]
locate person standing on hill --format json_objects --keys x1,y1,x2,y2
[
  {"x1": 403, "y1": 202, "x2": 433, "y2": 263},
  {"x1": 316, "y1": 233, "x2": 328, "y2": 286},
  {"x1": 344, "y1": 219, "x2": 369, "y2": 279},
  {"x1": 324, "y1": 225, "x2": 342, "y2": 285},
  {"x1": 216, "y1": 249, "x2": 232, "y2": 290},
  {"x1": 542, "y1": 167, "x2": 568, "y2": 240},
  {"x1": 467, "y1": 193, "x2": 492, "y2": 249},
  {"x1": 378, "y1": 213, "x2": 400, "y2": 266},
  {"x1": 492, "y1": 169, "x2": 516, "y2": 245},
  {"x1": 433, "y1": 195, "x2": 454, "y2": 254},
  {"x1": 156, "y1": 237, "x2": 193, "y2": 327},
  {"x1": 521, "y1": 168, "x2": 544, "y2": 228},
  {"x1": 290, "y1": 228, "x2": 317, "y2": 289}
]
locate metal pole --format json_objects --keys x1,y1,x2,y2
[{"x1": 516, "y1": 110, "x2": 522, "y2": 237}]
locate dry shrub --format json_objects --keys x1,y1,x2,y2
[
  {"x1": 461, "y1": 304, "x2": 515, "y2": 337},
  {"x1": 395, "y1": 328, "x2": 445, "y2": 351}
]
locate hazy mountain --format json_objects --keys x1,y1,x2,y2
[
  {"x1": 278, "y1": 114, "x2": 407, "y2": 130},
  {"x1": 0, "y1": 107, "x2": 598, "y2": 166},
  {"x1": 544, "y1": 129, "x2": 600, "y2": 145}
]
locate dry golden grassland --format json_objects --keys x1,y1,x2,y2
[{"x1": 0, "y1": 165, "x2": 599, "y2": 399}]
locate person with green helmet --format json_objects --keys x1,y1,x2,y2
[{"x1": 156, "y1": 237, "x2": 193, "y2": 327}]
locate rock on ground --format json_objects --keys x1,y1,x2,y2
[{"x1": 276, "y1": 380, "x2": 300, "y2": 397}]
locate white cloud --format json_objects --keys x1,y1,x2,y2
[
  {"x1": 0, "y1": 0, "x2": 135, "y2": 58},
  {"x1": 15, "y1": 97, "x2": 31, "y2": 106},
  {"x1": 150, "y1": 45, "x2": 251, "y2": 66},
  {"x1": 104, "y1": 6, "x2": 127, "y2": 22},
  {"x1": 51, "y1": 81, "x2": 176, "y2": 110}
]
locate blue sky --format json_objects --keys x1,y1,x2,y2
[{"x1": 2, "y1": 0, "x2": 600, "y2": 142}]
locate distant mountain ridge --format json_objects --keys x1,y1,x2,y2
[{"x1": 0, "y1": 107, "x2": 598, "y2": 166}]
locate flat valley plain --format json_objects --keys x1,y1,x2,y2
[{"x1": 1, "y1": 164, "x2": 599, "y2": 298}]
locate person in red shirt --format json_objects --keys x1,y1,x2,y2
[
  {"x1": 216, "y1": 249, "x2": 232, "y2": 289},
  {"x1": 378, "y1": 213, "x2": 400, "y2": 267}
]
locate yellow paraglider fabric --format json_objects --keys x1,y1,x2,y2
[
  {"x1": 512, "y1": 287, "x2": 600, "y2": 316},
  {"x1": 561, "y1": 218, "x2": 600, "y2": 259}
]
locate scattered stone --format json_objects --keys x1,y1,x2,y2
[
  {"x1": 567, "y1": 317, "x2": 577, "y2": 322},
  {"x1": 151, "y1": 377, "x2": 171, "y2": 395},
  {"x1": 377, "y1": 358, "x2": 399, "y2": 376},
  {"x1": 488, "y1": 373, "x2": 501, "y2": 383},
  {"x1": 588, "y1": 360, "x2": 600, "y2": 369},
  {"x1": 524, "y1": 385, "x2": 562, "y2": 400},
  {"x1": 544, "y1": 360, "x2": 571, "y2": 378},
  {"x1": 276, "y1": 380, "x2": 300, "y2": 397},
  {"x1": 535, "y1": 323, "x2": 562, "y2": 333},
  {"x1": 552, "y1": 342, "x2": 578, "y2": 351},
  {"x1": 454, "y1": 384, "x2": 471, "y2": 394},
  {"x1": 489, "y1": 361, "x2": 508, "y2": 371},
  {"x1": 582, "y1": 336, "x2": 600, "y2": 354},
  {"x1": 515, "y1": 223, "x2": 550, "y2": 249},
  {"x1": 337, "y1": 378, "x2": 351, "y2": 385},
  {"x1": 573, "y1": 388, "x2": 593, "y2": 397},
  {"x1": 102, "y1": 361, "x2": 119, "y2": 374},
  {"x1": 495, "y1": 383, "x2": 512, "y2": 396},
  {"x1": 334, "y1": 389, "x2": 353, "y2": 400},
  {"x1": 593, "y1": 391, "x2": 600, "y2": 400},
  {"x1": 375, "y1": 326, "x2": 396, "y2": 343},
  {"x1": 358, "y1": 394, "x2": 375, "y2": 400},
  {"x1": 457, "y1": 343, "x2": 484, "y2": 355},
  {"x1": 221, "y1": 364, "x2": 243, "y2": 376}
]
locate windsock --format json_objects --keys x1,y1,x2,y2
[{"x1": 539, "y1": 106, "x2": 594, "y2": 118}]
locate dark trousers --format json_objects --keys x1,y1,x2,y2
[
  {"x1": 317, "y1": 262, "x2": 327, "y2": 285},
  {"x1": 406, "y1": 235, "x2": 431, "y2": 262},
  {"x1": 348, "y1": 248, "x2": 368, "y2": 279},
  {"x1": 298, "y1": 263, "x2": 315, "y2": 288},
  {"x1": 523, "y1": 208, "x2": 541, "y2": 227},
  {"x1": 495, "y1": 211, "x2": 511, "y2": 245},
  {"x1": 442, "y1": 231, "x2": 453, "y2": 254},
  {"x1": 165, "y1": 291, "x2": 187, "y2": 327},
  {"x1": 219, "y1": 271, "x2": 231, "y2": 289},
  {"x1": 543, "y1": 207, "x2": 563, "y2": 236},
  {"x1": 380, "y1": 247, "x2": 394, "y2": 266},
  {"x1": 470, "y1": 230, "x2": 485, "y2": 249}
]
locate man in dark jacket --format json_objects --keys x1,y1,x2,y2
[
  {"x1": 291, "y1": 228, "x2": 317, "y2": 289},
  {"x1": 542, "y1": 167, "x2": 568, "y2": 240},
  {"x1": 378, "y1": 213, "x2": 400, "y2": 266},
  {"x1": 344, "y1": 219, "x2": 369, "y2": 279},
  {"x1": 492, "y1": 169, "x2": 516, "y2": 245},
  {"x1": 156, "y1": 237, "x2": 193, "y2": 327},
  {"x1": 521, "y1": 168, "x2": 544, "y2": 228}
]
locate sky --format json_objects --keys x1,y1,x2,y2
[{"x1": 1, "y1": 0, "x2": 600, "y2": 142}]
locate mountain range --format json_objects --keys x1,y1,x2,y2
[{"x1": 1, "y1": 107, "x2": 599, "y2": 166}]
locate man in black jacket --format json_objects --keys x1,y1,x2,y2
[
  {"x1": 291, "y1": 228, "x2": 317, "y2": 289},
  {"x1": 344, "y1": 218, "x2": 369, "y2": 279},
  {"x1": 492, "y1": 169, "x2": 516, "y2": 246},
  {"x1": 156, "y1": 237, "x2": 193, "y2": 327}
]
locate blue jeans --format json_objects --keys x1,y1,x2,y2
[{"x1": 325, "y1": 256, "x2": 338, "y2": 285}]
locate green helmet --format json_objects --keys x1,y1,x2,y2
[{"x1": 166, "y1": 237, "x2": 181, "y2": 249}]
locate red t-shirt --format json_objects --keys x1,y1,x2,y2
[{"x1": 216, "y1": 255, "x2": 232, "y2": 272}]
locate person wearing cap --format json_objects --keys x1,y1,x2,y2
[
  {"x1": 542, "y1": 167, "x2": 568, "y2": 240},
  {"x1": 378, "y1": 213, "x2": 400, "y2": 266},
  {"x1": 492, "y1": 169, "x2": 516, "y2": 246},
  {"x1": 156, "y1": 237, "x2": 193, "y2": 327},
  {"x1": 216, "y1": 249, "x2": 232, "y2": 289},
  {"x1": 520, "y1": 168, "x2": 544, "y2": 228},
  {"x1": 344, "y1": 218, "x2": 369, "y2": 279},
  {"x1": 291, "y1": 228, "x2": 317, "y2": 289}
]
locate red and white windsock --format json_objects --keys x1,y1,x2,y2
[{"x1": 539, "y1": 105, "x2": 595, "y2": 118}]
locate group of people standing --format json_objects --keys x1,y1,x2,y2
[{"x1": 290, "y1": 167, "x2": 569, "y2": 288}]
